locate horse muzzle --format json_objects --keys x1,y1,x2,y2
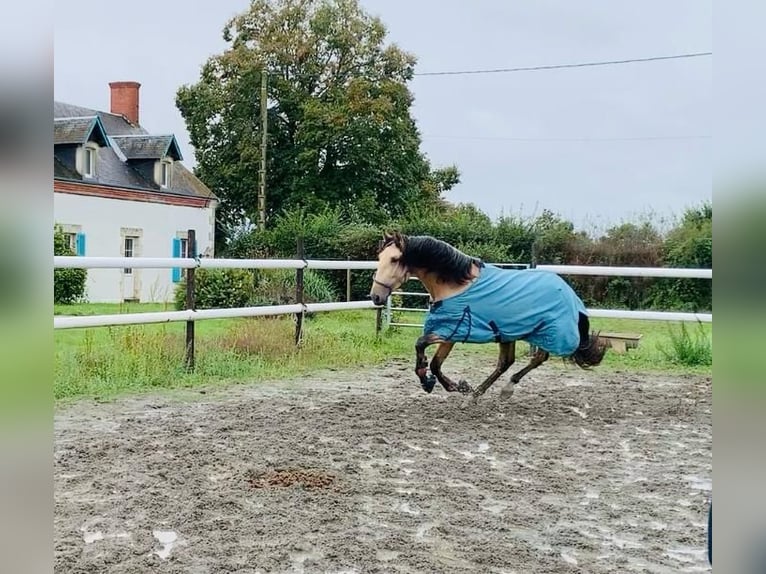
[{"x1": 370, "y1": 292, "x2": 386, "y2": 306}]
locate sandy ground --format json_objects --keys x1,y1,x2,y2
[{"x1": 54, "y1": 355, "x2": 712, "y2": 573}]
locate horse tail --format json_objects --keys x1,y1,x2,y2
[{"x1": 569, "y1": 312, "x2": 607, "y2": 368}]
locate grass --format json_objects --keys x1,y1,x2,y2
[
  {"x1": 658, "y1": 320, "x2": 712, "y2": 367},
  {"x1": 54, "y1": 303, "x2": 712, "y2": 403}
]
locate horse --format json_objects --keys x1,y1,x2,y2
[{"x1": 370, "y1": 231, "x2": 607, "y2": 402}]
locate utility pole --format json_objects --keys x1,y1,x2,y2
[{"x1": 258, "y1": 70, "x2": 268, "y2": 231}]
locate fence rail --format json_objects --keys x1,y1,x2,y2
[
  {"x1": 53, "y1": 256, "x2": 378, "y2": 271},
  {"x1": 55, "y1": 257, "x2": 712, "y2": 279},
  {"x1": 535, "y1": 264, "x2": 711, "y2": 279},
  {"x1": 54, "y1": 301, "x2": 378, "y2": 330}
]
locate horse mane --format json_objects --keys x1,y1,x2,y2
[{"x1": 399, "y1": 235, "x2": 482, "y2": 284}]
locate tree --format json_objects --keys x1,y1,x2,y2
[
  {"x1": 419, "y1": 164, "x2": 461, "y2": 210},
  {"x1": 530, "y1": 209, "x2": 578, "y2": 264},
  {"x1": 176, "y1": 0, "x2": 453, "y2": 240},
  {"x1": 655, "y1": 202, "x2": 712, "y2": 310}
]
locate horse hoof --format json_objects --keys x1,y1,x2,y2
[
  {"x1": 421, "y1": 374, "x2": 436, "y2": 394},
  {"x1": 500, "y1": 384, "x2": 515, "y2": 400},
  {"x1": 457, "y1": 379, "x2": 472, "y2": 394}
]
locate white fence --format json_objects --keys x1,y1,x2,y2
[
  {"x1": 53, "y1": 256, "x2": 377, "y2": 330},
  {"x1": 54, "y1": 256, "x2": 712, "y2": 330}
]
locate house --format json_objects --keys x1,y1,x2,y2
[{"x1": 54, "y1": 81, "x2": 218, "y2": 303}]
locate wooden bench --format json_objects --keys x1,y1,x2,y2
[{"x1": 597, "y1": 332, "x2": 642, "y2": 354}]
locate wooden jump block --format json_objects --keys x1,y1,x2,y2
[{"x1": 597, "y1": 332, "x2": 642, "y2": 354}]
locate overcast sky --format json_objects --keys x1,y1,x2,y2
[{"x1": 54, "y1": 0, "x2": 712, "y2": 232}]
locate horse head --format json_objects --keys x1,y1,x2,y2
[{"x1": 370, "y1": 231, "x2": 409, "y2": 305}]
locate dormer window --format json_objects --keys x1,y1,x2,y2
[
  {"x1": 158, "y1": 159, "x2": 172, "y2": 189},
  {"x1": 83, "y1": 146, "x2": 96, "y2": 178},
  {"x1": 78, "y1": 142, "x2": 99, "y2": 179},
  {"x1": 54, "y1": 115, "x2": 109, "y2": 180}
]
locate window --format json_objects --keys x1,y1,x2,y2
[
  {"x1": 64, "y1": 233, "x2": 77, "y2": 253},
  {"x1": 83, "y1": 147, "x2": 96, "y2": 178},
  {"x1": 57, "y1": 225, "x2": 85, "y2": 255},
  {"x1": 159, "y1": 160, "x2": 172, "y2": 188},
  {"x1": 124, "y1": 236, "x2": 136, "y2": 274},
  {"x1": 172, "y1": 234, "x2": 191, "y2": 283}
]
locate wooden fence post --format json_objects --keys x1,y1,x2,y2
[
  {"x1": 295, "y1": 237, "x2": 305, "y2": 346},
  {"x1": 185, "y1": 229, "x2": 197, "y2": 371}
]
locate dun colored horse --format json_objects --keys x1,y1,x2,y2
[{"x1": 370, "y1": 232, "x2": 607, "y2": 402}]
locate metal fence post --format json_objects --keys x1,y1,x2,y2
[
  {"x1": 375, "y1": 307, "x2": 383, "y2": 336},
  {"x1": 346, "y1": 257, "x2": 351, "y2": 302},
  {"x1": 185, "y1": 229, "x2": 197, "y2": 371},
  {"x1": 528, "y1": 238, "x2": 539, "y2": 356},
  {"x1": 295, "y1": 237, "x2": 305, "y2": 346}
]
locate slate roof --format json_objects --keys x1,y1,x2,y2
[
  {"x1": 53, "y1": 116, "x2": 110, "y2": 146},
  {"x1": 53, "y1": 101, "x2": 216, "y2": 201},
  {"x1": 54, "y1": 156, "x2": 81, "y2": 180},
  {"x1": 110, "y1": 135, "x2": 183, "y2": 161}
]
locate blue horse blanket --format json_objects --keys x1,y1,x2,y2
[{"x1": 422, "y1": 264, "x2": 588, "y2": 356}]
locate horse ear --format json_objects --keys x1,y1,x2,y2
[
  {"x1": 387, "y1": 230, "x2": 405, "y2": 249},
  {"x1": 381, "y1": 230, "x2": 405, "y2": 250}
]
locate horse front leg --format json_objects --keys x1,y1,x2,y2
[
  {"x1": 415, "y1": 333, "x2": 445, "y2": 393},
  {"x1": 429, "y1": 342, "x2": 472, "y2": 394},
  {"x1": 467, "y1": 342, "x2": 515, "y2": 403}
]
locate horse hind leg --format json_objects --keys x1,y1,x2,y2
[
  {"x1": 467, "y1": 342, "x2": 515, "y2": 403},
  {"x1": 509, "y1": 348, "x2": 550, "y2": 385}
]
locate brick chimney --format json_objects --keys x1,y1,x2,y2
[{"x1": 109, "y1": 81, "x2": 141, "y2": 125}]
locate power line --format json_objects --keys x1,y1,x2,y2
[
  {"x1": 422, "y1": 134, "x2": 711, "y2": 142},
  {"x1": 413, "y1": 51, "x2": 712, "y2": 77}
]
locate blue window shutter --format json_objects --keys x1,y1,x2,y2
[
  {"x1": 172, "y1": 237, "x2": 182, "y2": 282},
  {"x1": 75, "y1": 233, "x2": 86, "y2": 256}
]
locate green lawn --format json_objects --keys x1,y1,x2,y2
[{"x1": 54, "y1": 303, "x2": 712, "y2": 403}]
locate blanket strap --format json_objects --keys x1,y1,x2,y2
[
  {"x1": 489, "y1": 320, "x2": 501, "y2": 343},
  {"x1": 446, "y1": 305, "x2": 473, "y2": 343}
]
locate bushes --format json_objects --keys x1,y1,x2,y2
[
  {"x1": 174, "y1": 267, "x2": 337, "y2": 310},
  {"x1": 54, "y1": 225, "x2": 87, "y2": 304},
  {"x1": 652, "y1": 203, "x2": 712, "y2": 311},
  {"x1": 250, "y1": 269, "x2": 338, "y2": 306},
  {"x1": 174, "y1": 268, "x2": 256, "y2": 310}
]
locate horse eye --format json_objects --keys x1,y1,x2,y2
[{"x1": 391, "y1": 256, "x2": 400, "y2": 264}]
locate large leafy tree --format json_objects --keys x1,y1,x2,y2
[{"x1": 176, "y1": 0, "x2": 456, "y2": 238}]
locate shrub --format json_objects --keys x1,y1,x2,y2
[
  {"x1": 174, "y1": 268, "x2": 256, "y2": 310},
  {"x1": 658, "y1": 321, "x2": 712, "y2": 367},
  {"x1": 455, "y1": 241, "x2": 509, "y2": 264},
  {"x1": 251, "y1": 269, "x2": 338, "y2": 307},
  {"x1": 652, "y1": 203, "x2": 712, "y2": 311},
  {"x1": 54, "y1": 225, "x2": 87, "y2": 304}
]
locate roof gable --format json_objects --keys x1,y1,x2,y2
[
  {"x1": 54, "y1": 116, "x2": 110, "y2": 147},
  {"x1": 110, "y1": 134, "x2": 183, "y2": 161}
]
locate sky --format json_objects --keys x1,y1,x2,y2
[{"x1": 53, "y1": 0, "x2": 712, "y2": 232}]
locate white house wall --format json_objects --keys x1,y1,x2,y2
[{"x1": 54, "y1": 192, "x2": 215, "y2": 303}]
